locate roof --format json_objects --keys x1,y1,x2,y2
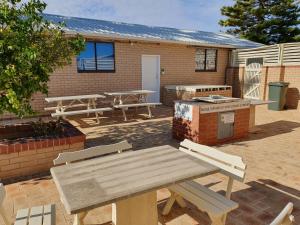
[{"x1": 43, "y1": 14, "x2": 263, "y2": 49}]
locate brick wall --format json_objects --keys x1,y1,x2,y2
[
  {"x1": 225, "y1": 67, "x2": 244, "y2": 98},
  {"x1": 226, "y1": 65, "x2": 300, "y2": 110},
  {"x1": 234, "y1": 108, "x2": 251, "y2": 139},
  {"x1": 173, "y1": 107, "x2": 250, "y2": 146},
  {"x1": 0, "y1": 142, "x2": 84, "y2": 180},
  {"x1": 282, "y1": 66, "x2": 300, "y2": 109},
  {"x1": 0, "y1": 129, "x2": 85, "y2": 180},
  {"x1": 1, "y1": 41, "x2": 230, "y2": 119},
  {"x1": 0, "y1": 141, "x2": 84, "y2": 180}
]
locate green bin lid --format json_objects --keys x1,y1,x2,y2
[{"x1": 268, "y1": 82, "x2": 289, "y2": 87}]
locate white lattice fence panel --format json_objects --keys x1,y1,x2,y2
[{"x1": 244, "y1": 59, "x2": 263, "y2": 99}]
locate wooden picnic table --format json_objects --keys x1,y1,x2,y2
[
  {"x1": 50, "y1": 145, "x2": 219, "y2": 225},
  {"x1": 45, "y1": 94, "x2": 106, "y2": 113},
  {"x1": 105, "y1": 90, "x2": 155, "y2": 105},
  {"x1": 104, "y1": 90, "x2": 161, "y2": 121}
]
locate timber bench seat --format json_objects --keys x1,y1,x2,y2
[
  {"x1": 165, "y1": 180, "x2": 238, "y2": 218},
  {"x1": 53, "y1": 140, "x2": 132, "y2": 165},
  {"x1": 45, "y1": 94, "x2": 108, "y2": 124},
  {"x1": 44, "y1": 103, "x2": 89, "y2": 111},
  {"x1": 163, "y1": 139, "x2": 247, "y2": 225},
  {"x1": 113, "y1": 102, "x2": 162, "y2": 121},
  {"x1": 51, "y1": 107, "x2": 113, "y2": 124},
  {"x1": 13, "y1": 205, "x2": 56, "y2": 225}
]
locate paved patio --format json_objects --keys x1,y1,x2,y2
[{"x1": 2, "y1": 105, "x2": 300, "y2": 225}]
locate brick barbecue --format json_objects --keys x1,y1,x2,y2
[
  {"x1": 173, "y1": 96, "x2": 250, "y2": 146},
  {"x1": 163, "y1": 85, "x2": 232, "y2": 106}
]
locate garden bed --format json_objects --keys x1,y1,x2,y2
[{"x1": 0, "y1": 120, "x2": 86, "y2": 180}]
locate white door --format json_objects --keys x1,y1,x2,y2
[
  {"x1": 142, "y1": 55, "x2": 160, "y2": 102},
  {"x1": 244, "y1": 58, "x2": 263, "y2": 99}
]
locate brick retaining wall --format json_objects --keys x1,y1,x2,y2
[{"x1": 0, "y1": 124, "x2": 86, "y2": 180}]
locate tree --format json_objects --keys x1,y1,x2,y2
[
  {"x1": 219, "y1": 0, "x2": 300, "y2": 44},
  {"x1": 0, "y1": 0, "x2": 85, "y2": 117}
]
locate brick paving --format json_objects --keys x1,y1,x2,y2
[{"x1": 1, "y1": 105, "x2": 300, "y2": 225}]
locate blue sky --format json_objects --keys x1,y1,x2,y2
[{"x1": 40, "y1": 0, "x2": 234, "y2": 32}]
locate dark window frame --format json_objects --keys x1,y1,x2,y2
[
  {"x1": 195, "y1": 48, "x2": 218, "y2": 72},
  {"x1": 77, "y1": 41, "x2": 116, "y2": 73}
]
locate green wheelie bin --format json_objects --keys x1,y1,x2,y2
[{"x1": 268, "y1": 82, "x2": 289, "y2": 111}]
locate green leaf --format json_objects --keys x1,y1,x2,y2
[{"x1": 0, "y1": 0, "x2": 85, "y2": 117}]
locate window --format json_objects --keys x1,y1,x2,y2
[
  {"x1": 195, "y1": 48, "x2": 217, "y2": 72},
  {"x1": 77, "y1": 41, "x2": 115, "y2": 72}
]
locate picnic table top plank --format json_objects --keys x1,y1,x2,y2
[
  {"x1": 104, "y1": 90, "x2": 155, "y2": 96},
  {"x1": 249, "y1": 99, "x2": 276, "y2": 106},
  {"x1": 51, "y1": 145, "x2": 219, "y2": 214},
  {"x1": 45, "y1": 94, "x2": 106, "y2": 102}
]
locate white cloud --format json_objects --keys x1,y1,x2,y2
[{"x1": 34, "y1": 0, "x2": 233, "y2": 31}]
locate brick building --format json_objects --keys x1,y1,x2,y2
[{"x1": 1, "y1": 13, "x2": 261, "y2": 118}]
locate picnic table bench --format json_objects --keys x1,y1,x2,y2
[
  {"x1": 50, "y1": 144, "x2": 219, "y2": 225},
  {"x1": 45, "y1": 94, "x2": 112, "y2": 124},
  {"x1": 105, "y1": 90, "x2": 162, "y2": 121},
  {"x1": 162, "y1": 139, "x2": 246, "y2": 225},
  {"x1": 45, "y1": 94, "x2": 106, "y2": 112},
  {"x1": 51, "y1": 108, "x2": 112, "y2": 124},
  {"x1": 105, "y1": 90, "x2": 155, "y2": 105},
  {"x1": 114, "y1": 102, "x2": 162, "y2": 121}
]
